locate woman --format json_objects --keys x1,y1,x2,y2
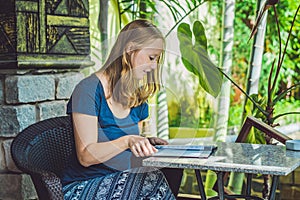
[{"x1": 61, "y1": 19, "x2": 182, "y2": 199}]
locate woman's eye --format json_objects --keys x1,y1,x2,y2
[{"x1": 149, "y1": 56, "x2": 156, "y2": 61}]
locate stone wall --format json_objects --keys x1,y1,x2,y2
[{"x1": 0, "y1": 70, "x2": 84, "y2": 199}]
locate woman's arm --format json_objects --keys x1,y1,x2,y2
[{"x1": 72, "y1": 112, "x2": 157, "y2": 167}]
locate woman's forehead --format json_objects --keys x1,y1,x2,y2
[{"x1": 142, "y1": 39, "x2": 164, "y2": 51}]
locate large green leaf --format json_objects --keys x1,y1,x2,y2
[
  {"x1": 193, "y1": 21, "x2": 207, "y2": 51},
  {"x1": 177, "y1": 21, "x2": 222, "y2": 97}
]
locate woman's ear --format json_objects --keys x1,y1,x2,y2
[{"x1": 126, "y1": 42, "x2": 136, "y2": 54}]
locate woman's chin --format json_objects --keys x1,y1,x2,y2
[{"x1": 134, "y1": 74, "x2": 146, "y2": 80}]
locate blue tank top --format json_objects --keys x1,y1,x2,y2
[{"x1": 60, "y1": 73, "x2": 149, "y2": 186}]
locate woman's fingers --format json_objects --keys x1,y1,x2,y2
[
  {"x1": 131, "y1": 144, "x2": 141, "y2": 157},
  {"x1": 130, "y1": 137, "x2": 156, "y2": 157},
  {"x1": 135, "y1": 142, "x2": 145, "y2": 157},
  {"x1": 138, "y1": 138, "x2": 152, "y2": 157},
  {"x1": 142, "y1": 138, "x2": 155, "y2": 155}
]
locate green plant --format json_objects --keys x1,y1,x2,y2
[
  {"x1": 197, "y1": 2, "x2": 300, "y2": 141},
  {"x1": 244, "y1": 3, "x2": 300, "y2": 131},
  {"x1": 177, "y1": 21, "x2": 223, "y2": 98},
  {"x1": 176, "y1": 2, "x2": 300, "y2": 198}
]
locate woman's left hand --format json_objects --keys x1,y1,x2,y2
[{"x1": 147, "y1": 137, "x2": 168, "y2": 146}]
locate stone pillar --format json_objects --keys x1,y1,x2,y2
[{"x1": 0, "y1": 0, "x2": 92, "y2": 199}]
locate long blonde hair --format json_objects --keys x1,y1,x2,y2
[{"x1": 99, "y1": 19, "x2": 165, "y2": 108}]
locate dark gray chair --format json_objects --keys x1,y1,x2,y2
[{"x1": 11, "y1": 116, "x2": 74, "y2": 200}]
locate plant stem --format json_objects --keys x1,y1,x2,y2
[
  {"x1": 269, "y1": 6, "x2": 282, "y2": 106},
  {"x1": 274, "y1": 6, "x2": 282, "y2": 72},
  {"x1": 273, "y1": 112, "x2": 300, "y2": 121},
  {"x1": 273, "y1": 82, "x2": 300, "y2": 104},
  {"x1": 267, "y1": 59, "x2": 276, "y2": 109},
  {"x1": 218, "y1": 68, "x2": 268, "y2": 116},
  {"x1": 278, "y1": 4, "x2": 300, "y2": 69}
]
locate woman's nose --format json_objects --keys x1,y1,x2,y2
[{"x1": 150, "y1": 63, "x2": 157, "y2": 70}]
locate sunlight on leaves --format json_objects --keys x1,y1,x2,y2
[{"x1": 177, "y1": 21, "x2": 222, "y2": 98}]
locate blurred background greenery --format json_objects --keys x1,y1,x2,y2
[
  {"x1": 88, "y1": 0, "x2": 299, "y2": 130},
  {"x1": 87, "y1": 0, "x2": 299, "y2": 198}
]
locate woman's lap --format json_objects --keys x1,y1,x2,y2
[{"x1": 63, "y1": 167, "x2": 176, "y2": 200}]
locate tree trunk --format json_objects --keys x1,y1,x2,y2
[
  {"x1": 156, "y1": 89, "x2": 170, "y2": 140},
  {"x1": 243, "y1": 0, "x2": 268, "y2": 115},
  {"x1": 99, "y1": 0, "x2": 109, "y2": 61},
  {"x1": 214, "y1": 0, "x2": 235, "y2": 142},
  {"x1": 242, "y1": 0, "x2": 270, "y2": 198},
  {"x1": 207, "y1": 0, "x2": 236, "y2": 195},
  {"x1": 139, "y1": 0, "x2": 147, "y2": 19}
]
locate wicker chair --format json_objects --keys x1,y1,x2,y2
[{"x1": 11, "y1": 115, "x2": 75, "y2": 200}]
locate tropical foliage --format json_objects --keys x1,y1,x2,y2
[
  {"x1": 88, "y1": 0, "x2": 299, "y2": 198},
  {"x1": 177, "y1": 21, "x2": 223, "y2": 98},
  {"x1": 89, "y1": 0, "x2": 299, "y2": 128}
]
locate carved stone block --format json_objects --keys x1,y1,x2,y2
[{"x1": 0, "y1": 0, "x2": 93, "y2": 68}]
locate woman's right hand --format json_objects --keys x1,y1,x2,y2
[{"x1": 127, "y1": 135, "x2": 158, "y2": 157}]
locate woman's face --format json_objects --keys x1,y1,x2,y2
[{"x1": 131, "y1": 39, "x2": 164, "y2": 80}]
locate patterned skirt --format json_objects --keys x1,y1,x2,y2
[{"x1": 62, "y1": 167, "x2": 176, "y2": 200}]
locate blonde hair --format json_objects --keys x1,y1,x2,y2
[{"x1": 99, "y1": 19, "x2": 165, "y2": 108}]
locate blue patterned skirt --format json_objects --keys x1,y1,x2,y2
[{"x1": 62, "y1": 167, "x2": 176, "y2": 200}]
